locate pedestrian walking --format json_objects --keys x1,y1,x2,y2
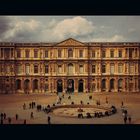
[
  {"x1": 15, "y1": 114, "x2": 18, "y2": 120},
  {"x1": 124, "y1": 116, "x2": 127, "y2": 124},
  {"x1": 48, "y1": 116, "x2": 51, "y2": 124},
  {"x1": 1, "y1": 113, "x2": 4, "y2": 120},
  {"x1": 1, "y1": 119, "x2": 3, "y2": 124},
  {"x1": 30, "y1": 112, "x2": 34, "y2": 119},
  {"x1": 128, "y1": 116, "x2": 132, "y2": 124},
  {"x1": 3, "y1": 113, "x2": 6, "y2": 120},
  {"x1": 8, "y1": 117, "x2": 11, "y2": 124}
]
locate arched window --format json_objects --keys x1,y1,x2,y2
[
  {"x1": 118, "y1": 79, "x2": 123, "y2": 89},
  {"x1": 45, "y1": 65, "x2": 49, "y2": 73},
  {"x1": 79, "y1": 65, "x2": 83, "y2": 73},
  {"x1": 110, "y1": 63, "x2": 115, "y2": 74},
  {"x1": 25, "y1": 64, "x2": 30, "y2": 74},
  {"x1": 68, "y1": 49, "x2": 73, "y2": 58},
  {"x1": 68, "y1": 63, "x2": 73, "y2": 74},
  {"x1": 118, "y1": 63, "x2": 123, "y2": 73},
  {"x1": 34, "y1": 65, "x2": 38, "y2": 73},
  {"x1": 58, "y1": 65, "x2": 62, "y2": 74}
]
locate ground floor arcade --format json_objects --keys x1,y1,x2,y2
[{"x1": 0, "y1": 76, "x2": 140, "y2": 94}]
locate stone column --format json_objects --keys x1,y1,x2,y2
[
  {"x1": 115, "y1": 77, "x2": 118, "y2": 92},
  {"x1": 29, "y1": 78, "x2": 32, "y2": 94},
  {"x1": 106, "y1": 78, "x2": 109, "y2": 92},
  {"x1": 74, "y1": 78, "x2": 78, "y2": 93},
  {"x1": 64, "y1": 78, "x2": 67, "y2": 93}
]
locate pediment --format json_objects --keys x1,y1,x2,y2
[{"x1": 56, "y1": 38, "x2": 85, "y2": 46}]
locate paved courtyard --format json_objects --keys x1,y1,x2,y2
[{"x1": 0, "y1": 93, "x2": 140, "y2": 124}]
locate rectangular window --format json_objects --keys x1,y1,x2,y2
[
  {"x1": 58, "y1": 65, "x2": 62, "y2": 74},
  {"x1": 129, "y1": 49, "x2": 133, "y2": 58},
  {"x1": 68, "y1": 49, "x2": 73, "y2": 58},
  {"x1": 58, "y1": 49, "x2": 62, "y2": 58},
  {"x1": 110, "y1": 64, "x2": 115, "y2": 74},
  {"x1": 92, "y1": 50, "x2": 95, "y2": 58},
  {"x1": 79, "y1": 65, "x2": 84, "y2": 73},
  {"x1": 34, "y1": 49, "x2": 38, "y2": 58},
  {"x1": 5, "y1": 48, "x2": 10, "y2": 58},
  {"x1": 45, "y1": 50, "x2": 48, "y2": 58},
  {"x1": 118, "y1": 50, "x2": 122, "y2": 58},
  {"x1": 79, "y1": 50, "x2": 83, "y2": 58},
  {"x1": 6, "y1": 66, "x2": 10, "y2": 74},
  {"x1": 34, "y1": 65, "x2": 38, "y2": 73},
  {"x1": 130, "y1": 64, "x2": 134, "y2": 73},
  {"x1": 102, "y1": 50, "x2": 106, "y2": 58},
  {"x1": 92, "y1": 65, "x2": 96, "y2": 73},
  {"x1": 25, "y1": 64, "x2": 30, "y2": 74},
  {"x1": 17, "y1": 65, "x2": 21, "y2": 74},
  {"x1": 110, "y1": 50, "x2": 114, "y2": 58},
  {"x1": 0, "y1": 65, "x2": 1, "y2": 73},
  {"x1": 1, "y1": 48, "x2": 4, "y2": 58},
  {"x1": 45, "y1": 65, "x2": 49, "y2": 73},
  {"x1": 25, "y1": 50, "x2": 30, "y2": 58},
  {"x1": 135, "y1": 48, "x2": 137, "y2": 57},
  {"x1": 17, "y1": 50, "x2": 21, "y2": 58},
  {"x1": 118, "y1": 64, "x2": 123, "y2": 73},
  {"x1": 102, "y1": 64, "x2": 106, "y2": 73},
  {"x1": 11, "y1": 48, "x2": 14, "y2": 58}
]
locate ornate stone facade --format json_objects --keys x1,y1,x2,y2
[{"x1": 0, "y1": 38, "x2": 140, "y2": 94}]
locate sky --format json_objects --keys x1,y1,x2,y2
[{"x1": 0, "y1": 16, "x2": 140, "y2": 43}]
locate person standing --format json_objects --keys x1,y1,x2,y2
[
  {"x1": 15, "y1": 114, "x2": 18, "y2": 120},
  {"x1": 8, "y1": 117, "x2": 11, "y2": 124},
  {"x1": 124, "y1": 116, "x2": 127, "y2": 124},
  {"x1": 121, "y1": 101, "x2": 124, "y2": 107},
  {"x1": 1, "y1": 118, "x2": 3, "y2": 124},
  {"x1": 3, "y1": 113, "x2": 6, "y2": 120},
  {"x1": 48, "y1": 116, "x2": 51, "y2": 124},
  {"x1": 24, "y1": 119, "x2": 26, "y2": 124},
  {"x1": 30, "y1": 112, "x2": 34, "y2": 119}
]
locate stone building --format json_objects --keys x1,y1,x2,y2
[{"x1": 0, "y1": 38, "x2": 140, "y2": 94}]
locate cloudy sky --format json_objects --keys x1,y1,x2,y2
[{"x1": 0, "y1": 16, "x2": 140, "y2": 42}]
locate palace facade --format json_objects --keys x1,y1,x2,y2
[{"x1": 0, "y1": 38, "x2": 140, "y2": 94}]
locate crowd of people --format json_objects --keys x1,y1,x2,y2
[
  {"x1": 121, "y1": 102, "x2": 132, "y2": 124},
  {"x1": 0, "y1": 112, "x2": 26, "y2": 124},
  {"x1": 0, "y1": 94, "x2": 134, "y2": 124}
]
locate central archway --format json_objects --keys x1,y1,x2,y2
[
  {"x1": 67, "y1": 79, "x2": 74, "y2": 93},
  {"x1": 57, "y1": 79, "x2": 63, "y2": 93},
  {"x1": 24, "y1": 79, "x2": 30, "y2": 93},
  {"x1": 33, "y1": 79, "x2": 38, "y2": 91},
  {"x1": 78, "y1": 79, "x2": 83, "y2": 93}
]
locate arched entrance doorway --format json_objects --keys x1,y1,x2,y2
[
  {"x1": 33, "y1": 79, "x2": 38, "y2": 92},
  {"x1": 78, "y1": 79, "x2": 84, "y2": 93},
  {"x1": 57, "y1": 79, "x2": 63, "y2": 93},
  {"x1": 110, "y1": 79, "x2": 115, "y2": 91},
  {"x1": 16, "y1": 79, "x2": 21, "y2": 90},
  {"x1": 67, "y1": 79, "x2": 74, "y2": 93},
  {"x1": 118, "y1": 79, "x2": 123, "y2": 92},
  {"x1": 24, "y1": 79, "x2": 30, "y2": 94},
  {"x1": 101, "y1": 79, "x2": 106, "y2": 91}
]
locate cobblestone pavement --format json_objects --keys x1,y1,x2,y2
[{"x1": 0, "y1": 93, "x2": 140, "y2": 124}]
